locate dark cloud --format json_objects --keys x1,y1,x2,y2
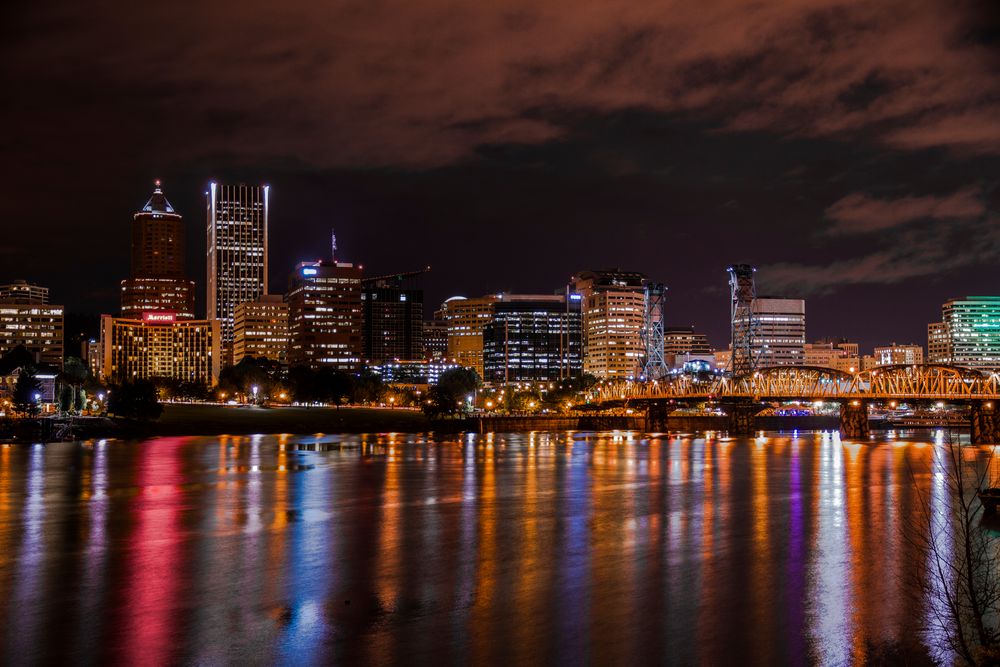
[{"x1": 825, "y1": 186, "x2": 986, "y2": 235}]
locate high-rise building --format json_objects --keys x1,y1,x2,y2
[
  {"x1": 361, "y1": 275, "x2": 424, "y2": 363},
  {"x1": 0, "y1": 294, "x2": 64, "y2": 368},
  {"x1": 287, "y1": 260, "x2": 363, "y2": 370},
  {"x1": 873, "y1": 342, "x2": 924, "y2": 366},
  {"x1": 0, "y1": 280, "x2": 48, "y2": 304},
  {"x1": 930, "y1": 297, "x2": 1000, "y2": 371},
  {"x1": 439, "y1": 295, "x2": 498, "y2": 377},
  {"x1": 423, "y1": 319, "x2": 449, "y2": 360},
  {"x1": 82, "y1": 338, "x2": 101, "y2": 375},
  {"x1": 663, "y1": 326, "x2": 714, "y2": 370},
  {"x1": 570, "y1": 269, "x2": 647, "y2": 379},
  {"x1": 206, "y1": 182, "x2": 269, "y2": 359},
  {"x1": 99, "y1": 314, "x2": 220, "y2": 385},
  {"x1": 482, "y1": 294, "x2": 582, "y2": 383},
  {"x1": 102, "y1": 181, "x2": 220, "y2": 384},
  {"x1": 121, "y1": 182, "x2": 195, "y2": 319},
  {"x1": 233, "y1": 295, "x2": 289, "y2": 363},
  {"x1": 753, "y1": 298, "x2": 806, "y2": 367},
  {"x1": 928, "y1": 322, "x2": 950, "y2": 364}
]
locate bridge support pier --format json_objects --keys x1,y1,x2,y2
[
  {"x1": 970, "y1": 401, "x2": 1000, "y2": 444},
  {"x1": 645, "y1": 402, "x2": 677, "y2": 431},
  {"x1": 723, "y1": 401, "x2": 760, "y2": 437},
  {"x1": 839, "y1": 400, "x2": 870, "y2": 439}
]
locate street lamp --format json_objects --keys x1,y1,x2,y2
[{"x1": 251, "y1": 385, "x2": 259, "y2": 403}]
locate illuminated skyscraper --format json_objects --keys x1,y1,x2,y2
[
  {"x1": 482, "y1": 294, "x2": 582, "y2": 383},
  {"x1": 439, "y1": 295, "x2": 498, "y2": 377},
  {"x1": 362, "y1": 275, "x2": 424, "y2": 364},
  {"x1": 287, "y1": 261, "x2": 363, "y2": 371},
  {"x1": 206, "y1": 182, "x2": 269, "y2": 360},
  {"x1": 752, "y1": 297, "x2": 806, "y2": 367},
  {"x1": 233, "y1": 295, "x2": 289, "y2": 363},
  {"x1": 121, "y1": 181, "x2": 195, "y2": 319},
  {"x1": 930, "y1": 297, "x2": 1000, "y2": 371},
  {"x1": 0, "y1": 288, "x2": 64, "y2": 367},
  {"x1": 0, "y1": 280, "x2": 49, "y2": 304},
  {"x1": 569, "y1": 269, "x2": 647, "y2": 379}
]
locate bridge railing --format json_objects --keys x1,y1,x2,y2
[{"x1": 589, "y1": 365, "x2": 1000, "y2": 403}]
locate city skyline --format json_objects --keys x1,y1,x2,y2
[{"x1": 0, "y1": 177, "x2": 978, "y2": 356}]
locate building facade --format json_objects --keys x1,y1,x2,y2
[
  {"x1": 369, "y1": 359, "x2": 460, "y2": 386},
  {"x1": 928, "y1": 322, "x2": 950, "y2": 364},
  {"x1": 422, "y1": 319, "x2": 449, "y2": 360},
  {"x1": 0, "y1": 281, "x2": 48, "y2": 304},
  {"x1": 663, "y1": 326, "x2": 715, "y2": 370},
  {"x1": 206, "y1": 182, "x2": 269, "y2": 359},
  {"x1": 929, "y1": 297, "x2": 1000, "y2": 371},
  {"x1": 440, "y1": 295, "x2": 498, "y2": 377},
  {"x1": 803, "y1": 340, "x2": 860, "y2": 373},
  {"x1": 753, "y1": 297, "x2": 806, "y2": 368},
  {"x1": 570, "y1": 269, "x2": 647, "y2": 379},
  {"x1": 0, "y1": 300, "x2": 64, "y2": 367},
  {"x1": 233, "y1": 295, "x2": 289, "y2": 363},
  {"x1": 121, "y1": 182, "x2": 195, "y2": 319},
  {"x1": 99, "y1": 314, "x2": 220, "y2": 385},
  {"x1": 482, "y1": 294, "x2": 582, "y2": 383},
  {"x1": 362, "y1": 281, "x2": 423, "y2": 363},
  {"x1": 873, "y1": 342, "x2": 924, "y2": 366},
  {"x1": 287, "y1": 261, "x2": 363, "y2": 371}
]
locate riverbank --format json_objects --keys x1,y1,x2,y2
[
  {"x1": 0, "y1": 404, "x2": 434, "y2": 442},
  {"x1": 0, "y1": 404, "x2": 961, "y2": 442},
  {"x1": 155, "y1": 403, "x2": 433, "y2": 435}
]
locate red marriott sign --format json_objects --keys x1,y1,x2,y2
[{"x1": 143, "y1": 311, "x2": 176, "y2": 324}]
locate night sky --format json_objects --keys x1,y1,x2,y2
[{"x1": 3, "y1": 0, "x2": 999, "y2": 351}]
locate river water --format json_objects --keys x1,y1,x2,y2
[{"x1": 0, "y1": 430, "x2": 987, "y2": 664}]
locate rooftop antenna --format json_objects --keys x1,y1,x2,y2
[{"x1": 331, "y1": 229, "x2": 337, "y2": 262}]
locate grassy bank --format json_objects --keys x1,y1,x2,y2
[{"x1": 154, "y1": 403, "x2": 432, "y2": 436}]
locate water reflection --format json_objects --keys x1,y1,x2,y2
[{"x1": 0, "y1": 430, "x2": 984, "y2": 663}]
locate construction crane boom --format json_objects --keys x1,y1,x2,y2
[{"x1": 361, "y1": 266, "x2": 431, "y2": 286}]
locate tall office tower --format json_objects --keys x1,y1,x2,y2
[
  {"x1": 927, "y1": 322, "x2": 951, "y2": 363},
  {"x1": 287, "y1": 260, "x2": 363, "y2": 371},
  {"x1": 233, "y1": 295, "x2": 290, "y2": 363},
  {"x1": 0, "y1": 281, "x2": 48, "y2": 304},
  {"x1": 482, "y1": 294, "x2": 582, "y2": 384},
  {"x1": 664, "y1": 326, "x2": 714, "y2": 369},
  {"x1": 569, "y1": 269, "x2": 647, "y2": 379},
  {"x1": 0, "y1": 285, "x2": 64, "y2": 367},
  {"x1": 752, "y1": 297, "x2": 806, "y2": 367},
  {"x1": 423, "y1": 319, "x2": 449, "y2": 360},
  {"x1": 439, "y1": 295, "x2": 499, "y2": 377},
  {"x1": 121, "y1": 181, "x2": 196, "y2": 319},
  {"x1": 931, "y1": 297, "x2": 1000, "y2": 371},
  {"x1": 873, "y1": 342, "x2": 924, "y2": 366},
  {"x1": 361, "y1": 273, "x2": 424, "y2": 363},
  {"x1": 206, "y1": 182, "x2": 269, "y2": 359}
]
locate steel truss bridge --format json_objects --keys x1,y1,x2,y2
[
  {"x1": 589, "y1": 365, "x2": 1000, "y2": 442},
  {"x1": 592, "y1": 365, "x2": 1000, "y2": 403}
]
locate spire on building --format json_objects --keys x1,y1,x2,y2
[{"x1": 142, "y1": 179, "x2": 176, "y2": 214}]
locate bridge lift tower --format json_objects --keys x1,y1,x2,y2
[
  {"x1": 641, "y1": 282, "x2": 668, "y2": 380},
  {"x1": 728, "y1": 264, "x2": 758, "y2": 377}
]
